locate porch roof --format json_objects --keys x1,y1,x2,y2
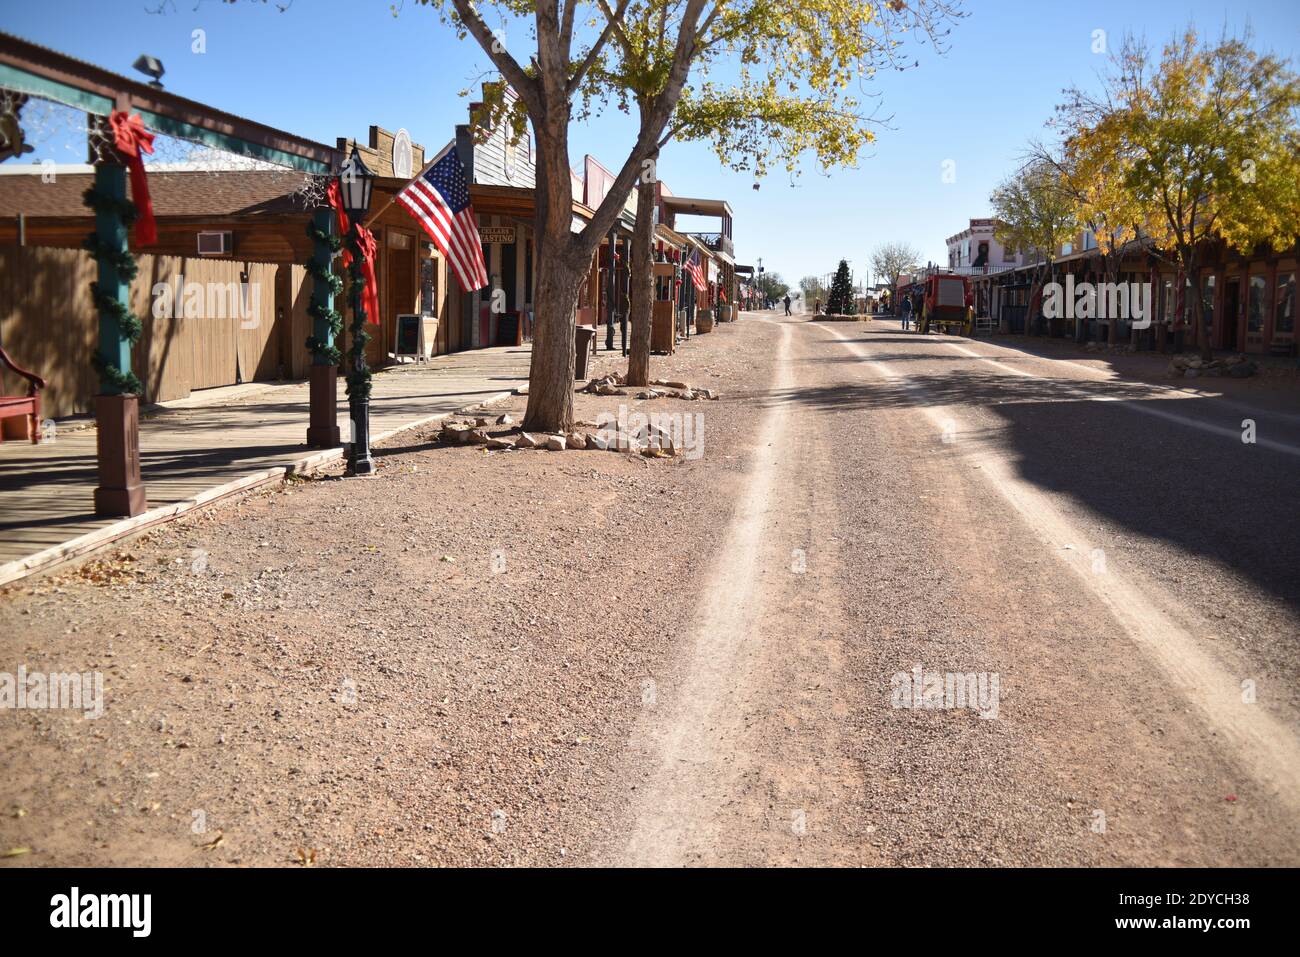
[
  {"x1": 0, "y1": 166, "x2": 310, "y2": 220},
  {"x1": 662, "y1": 195, "x2": 732, "y2": 218}
]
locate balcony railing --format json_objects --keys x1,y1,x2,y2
[
  {"x1": 685, "y1": 232, "x2": 734, "y2": 259},
  {"x1": 943, "y1": 264, "x2": 1020, "y2": 276}
]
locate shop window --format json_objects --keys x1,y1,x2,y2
[
  {"x1": 1275, "y1": 271, "x2": 1295, "y2": 335},
  {"x1": 1248, "y1": 274, "x2": 1267, "y2": 333}
]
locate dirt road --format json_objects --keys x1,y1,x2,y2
[
  {"x1": 599, "y1": 313, "x2": 1300, "y2": 866},
  {"x1": 2, "y1": 312, "x2": 1297, "y2": 867}
]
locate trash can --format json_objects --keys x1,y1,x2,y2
[{"x1": 574, "y1": 326, "x2": 595, "y2": 380}]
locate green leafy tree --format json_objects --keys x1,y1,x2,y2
[
  {"x1": 990, "y1": 157, "x2": 1078, "y2": 335},
  {"x1": 756, "y1": 270, "x2": 789, "y2": 302},
  {"x1": 799, "y1": 275, "x2": 826, "y2": 303},
  {"x1": 421, "y1": 0, "x2": 965, "y2": 429},
  {"x1": 1061, "y1": 29, "x2": 1300, "y2": 357}
]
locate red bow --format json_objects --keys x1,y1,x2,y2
[
  {"x1": 327, "y1": 179, "x2": 380, "y2": 326},
  {"x1": 109, "y1": 110, "x2": 156, "y2": 245}
]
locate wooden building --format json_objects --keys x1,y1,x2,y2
[
  {"x1": 0, "y1": 125, "x2": 454, "y2": 418},
  {"x1": 964, "y1": 236, "x2": 1297, "y2": 354}
]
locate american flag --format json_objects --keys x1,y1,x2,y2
[
  {"x1": 395, "y1": 148, "x2": 489, "y2": 292},
  {"x1": 684, "y1": 246, "x2": 706, "y2": 292}
]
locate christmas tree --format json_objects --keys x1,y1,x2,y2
[{"x1": 827, "y1": 259, "x2": 854, "y2": 315}]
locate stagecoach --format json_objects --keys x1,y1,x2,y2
[{"x1": 916, "y1": 273, "x2": 974, "y2": 336}]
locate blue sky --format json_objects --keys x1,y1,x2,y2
[{"x1": 3, "y1": 0, "x2": 1298, "y2": 287}]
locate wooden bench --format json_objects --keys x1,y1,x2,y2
[{"x1": 0, "y1": 346, "x2": 46, "y2": 444}]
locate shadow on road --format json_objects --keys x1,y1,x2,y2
[{"x1": 760, "y1": 366, "x2": 1300, "y2": 615}]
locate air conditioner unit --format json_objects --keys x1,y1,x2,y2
[{"x1": 197, "y1": 231, "x2": 233, "y2": 256}]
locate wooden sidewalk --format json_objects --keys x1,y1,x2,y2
[{"x1": 0, "y1": 344, "x2": 532, "y2": 583}]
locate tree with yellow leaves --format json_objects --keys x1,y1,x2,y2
[
  {"x1": 990, "y1": 157, "x2": 1078, "y2": 336},
  {"x1": 422, "y1": 0, "x2": 965, "y2": 430},
  {"x1": 1061, "y1": 29, "x2": 1300, "y2": 357}
]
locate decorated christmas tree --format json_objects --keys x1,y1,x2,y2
[{"x1": 827, "y1": 259, "x2": 854, "y2": 315}]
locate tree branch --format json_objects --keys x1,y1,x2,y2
[{"x1": 447, "y1": 0, "x2": 540, "y2": 114}]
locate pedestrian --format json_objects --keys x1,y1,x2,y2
[
  {"x1": 783, "y1": 294, "x2": 792, "y2": 316},
  {"x1": 815, "y1": 298, "x2": 821, "y2": 316},
  {"x1": 901, "y1": 295, "x2": 912, "y2": 331}
]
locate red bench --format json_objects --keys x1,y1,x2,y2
[{"x1": 0, "y1": 346, "x2": 46, "y2": 444}]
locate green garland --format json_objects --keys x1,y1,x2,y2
[
  {"x1": 307, "y1": 221, "x2": 342, "y2": 253},
  {"x1": 304, "y1": 220, "x2": 344, "y2": 365},
  {"x1": 343, "y1": 231, "x2": 372, "y2": 403},
  {"x1": 91, "y1": 353, "x2": 142, "y2": 395},
  {"x1": 81, "y1": 186, "x2": 137, "y2": 226},
  {"x1": 82, "y1": 184, "x2": 143, "y2": 395},
  {"x1": 89, "y1": 280, "x2": 143, "y2": 342},
  {"x1": 82, "y1": 233, "x2": 139, "y2": 283}
]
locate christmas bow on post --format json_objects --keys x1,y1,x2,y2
[
  {"x1": 109, "y1": 110, "x2": 156, "y2": 245},
  {"x1": 326, "y1": 179, "x2": 380, "y2": 325}
]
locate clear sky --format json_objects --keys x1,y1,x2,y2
[{"x1": 3, "y1": 0, "x2": 1298, "y2": 288}]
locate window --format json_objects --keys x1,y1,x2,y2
[
  {"x1": 1275, "y1": 271, "x2": 1295, "y2": 335},
  {"x1": 1248, "y1": 273, "x2": 1267, "y2": 333},
  {"x1": 1003, "y1": 244, "x2": 1016, "y2": 263},
  {"x1": 1082, "y1": 230, "x2": 1097, "y2": 251}
]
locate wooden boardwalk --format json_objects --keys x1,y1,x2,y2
[{"x1": 0, "y1": 344, "x2": 532, "y2": 580}]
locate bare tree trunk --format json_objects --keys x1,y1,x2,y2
[
  {"x1": 1187, "y1": 254, "x2": 1212, "y2": 360},
  {"x1": 625, "y1": 164, "x2": 657, "y2": 387},
  {"x1": 1106, "y1": 254, "x2": 1120, "y2": 346},
  {"x1": 1025, "y1": 263, "x2": 1048, "y2": 337},
  {"x1": 523, "y1": 123, "x2": 586, "y2": 435}
]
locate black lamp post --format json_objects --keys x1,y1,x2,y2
[{"x1": 340, "y1": 147, "x2": 376, "y2": 476}]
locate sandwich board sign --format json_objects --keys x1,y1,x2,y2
[{"x1": 394, "y1": 314, "x2": 425, "y2": 361}]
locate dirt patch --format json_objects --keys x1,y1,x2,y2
[{"x1": 0, "y1": 318, "x2": 777, "y2": 867}]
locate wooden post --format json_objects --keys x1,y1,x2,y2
[
  {"x1": 307, "y1": 207, "x2": 341, "y2": 448},
  {"x1": 91, "y1": 161, "x2": 146, "y2": 517}
]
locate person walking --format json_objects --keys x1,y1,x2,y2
[
  {"x1": 901, "y1": 295, "x2": 912, "y2": 331},
  {"x1": 783, "y1": 294, "x2": 792, "y2": 316}
]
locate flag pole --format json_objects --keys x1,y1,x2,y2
[{"x1": 359, "y1": 143, "x2": 452, "y2": 230}]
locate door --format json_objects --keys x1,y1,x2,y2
[{"x1": 1222, "y1": 280, "x2": 1240, "y2": 351}]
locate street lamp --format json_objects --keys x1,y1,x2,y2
[{"x1": 339, "y1": 147, "x2": 376, "y2": 476}]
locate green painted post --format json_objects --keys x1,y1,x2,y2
[
  {"x1": 93, "y1": 162, "x2": 132, "y2": 393},
  {"x1": 306, "y1": 207, "x2": 341, "y2": 447},
  {"x1": 90, "y1": 158, "x2": 146, "y2": 516},
  {"x1": 309, "y1": 208, "x2": 336, "y2": 364}
]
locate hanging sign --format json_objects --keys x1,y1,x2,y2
[{"x1": 479, "y1": 226, "x2": 516, "y2": 244}]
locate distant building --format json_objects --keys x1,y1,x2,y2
[{"x1": 946, "y1": 218, "x2": 1023, "y2": 272}]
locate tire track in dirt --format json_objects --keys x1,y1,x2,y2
[{"x1": 613, "y1": 317, "x2": 867, "y2": 866}]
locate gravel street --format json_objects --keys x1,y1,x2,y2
[{"x1": 2, "y1": 311, "x2": 1297, "y2": 867}]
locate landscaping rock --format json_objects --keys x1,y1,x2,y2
[
  {"x1": 440, "y1": 423, "x2": 474, "y2": 444},
  {"x1": 544, "y1": 434, "x2": 567, "y2": 451},
  {"x1": 515, "y1": 432, "x2": 540, "y2": 449},
  {"x1": 566, "y1": 432, "x2": 588, "y2": 450}
]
